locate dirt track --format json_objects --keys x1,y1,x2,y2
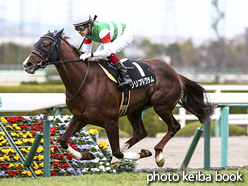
[{"x1": 98, "y1": 136, "x2": 248, "y2": 170}]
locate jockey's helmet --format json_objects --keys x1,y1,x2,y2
[{"x1": 73, "y1": 13, "x2": 92, "y2": 27}]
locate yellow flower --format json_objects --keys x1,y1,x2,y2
[
  {"x1": 15, "y1": 126, "x2": 21, "y2": 130},
  {"x1": 15, "y1": 139, "x2": 23, "y2": 145},
  {"x1": 34, "y1": 154, "x2": 44, "y2": 161},
  {"x1": 0, "y1": 136, "x2": 4, "y2": 140},
  {"x1": 26, "y1": 132, "x2": 33, "y2": 138},
  {"x1": 0, "y1": 157, "x2": 4, "y2": 161},
  {"x1": 39, "y1": 162, "x2": 44, "y2": 168},
  {"x1": 12, "y1": 123, "x2": 17, "y2": 128},
  {"x1": 40, "y1": 138, "x2": 44, "y2": 144},
  {"x1": 15, "y1": 163, "x2": 24, "y2": 168},
  {"x1": 0, "y1": 131, "x2": 5, "y2": 136},
  {"x1": 5, "y1": 125, "x2": 13, "y2": 130},
  {"x1": 20, "y1": 148, "x2": 28, "y2": 154},
  {"x1": 51, "y1": 147, "x2": 55, "y2": 153},
  {"x1": 10, "y1": 132, "x2": 19, "y2": 138},
  {"x1": 30, "y1": 138, "x2": 35, "y2": 143},
  {"x1": 99, "y1": 141, "x2": 109, "y2": 149},
  {"x1": 36, "y1": 147, "x2": 44, "y2": 153},
  {"x1": 88, "y1": 129, "x2": 99, "y2": 135},
  {"x1": 9, "y1": 164, "x2": 15, "y2": 168},
  {"x1": 35, "y1": 170, "x2": 43, "y2": 175},
  {"x1": 22, "y1": 139, "x2": 30, "y2": 143},
  {"x1": 22, "y1": 171, "x2": 32, "y2": 177},
  {"x1": 4, "y1": 155, "x2": 10, "y2": 161},
  {"x1": 14, "y1": 154, "x2": 20, "y2": 160},
  {"x1": 1, "y1": 148, "x2": 16, "y2": 155},
  {"x1": 0, "y1": 140, "x2": 8, "y2": 146},
  {"x1": 0, "y1": 117, "x2": 7, "y2": 124},
  {"x1": 27, "y1": 147, "x2": 31, "y2": 151},
  {"x1": 22, "y1": 134, "x2": 27, "y2": 139},
  {"x1": 33, "y1": 161, "x2": 39, "y2": 169}
]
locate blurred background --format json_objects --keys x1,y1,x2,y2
[
  {"x1": 1, "y1": 0, "x2": 248, "y2": 136},
  {"x1": 1, "y1": 0, "x2": 248, "y2": 84}
]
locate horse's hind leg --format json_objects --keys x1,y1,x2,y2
[
  {"x1": 153, "y1": 107, "x2": 181, "y2": 167},
  {"x1": 120, "y1": 109, "x2": 152, "y2": 158},
  {"x1": 60, "y1": 115, "x2": 94, "y2": 160}
]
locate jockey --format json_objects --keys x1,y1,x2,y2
[{"x1": 73, "y1": 13, "x2": 133, "y2": 88}]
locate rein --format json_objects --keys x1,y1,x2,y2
[{"x1": 32, "y1": 29, "x2": 90, "y2": 101}]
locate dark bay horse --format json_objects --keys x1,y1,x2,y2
[{"x1": 23, "y1": 29, "x2": 214, "y2": 168}]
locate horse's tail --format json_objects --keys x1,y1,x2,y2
[{"x1": 178, "y1": 74, "x2": 215, "y2": 123}]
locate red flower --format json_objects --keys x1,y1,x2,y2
[
  {"x1": 8, "y1": 171, "x2": 15, "y2": 177},
  {"x1": 52, "y1": 162, "x2": 60, "y2": 168},
  {"x1": 57, "y1": 154, "x2": 65, "y2": 161},
  {"x1": 16, "y1": 116, "x2": 23, "y2": 121},
  {"x1": 51, "y1": 146, "x2": 58, "y2": 153},
  {"x1": 15, "y1": 169, "x2": 22, "y2": 174},
  {"x1": 66, "y1": 153, "x2": 73, "y2": 160},
  {"x1": 36, "y1": 122, "x2": 43, "y2": 129},
  {"x1": 50, "y1": 127, "x2": 57, "y2": 135},
  {"x1": 31, "y1": 125, "x2": 38, "y2": 130},
  {"x1": 2, "y1": 164, "x2": 9, "y2": 170},
  {"x1": 61, "y1": 163, "x2": 70, "y2": 169},
  {"x1": 51, "y1": 170, "x2": 58, "y2": 176},
  {"x1": 21, "y1": 123, "x2": 28, "y2": 131},
  {"x1": 50, "y1": 153, "x2": 57, "y2": 159},
  {"x1": 68, "y1": 139, "x2": 71, "y2": 143},
  {"x1": 32, "y1": 131, "x2": 38, "y2": 135},
  {"x1": 69, "y1": 144, "x2": 77, "y2": 150},
  {"x1": 50, "y1": 138, "x2": 54, "y2": 142},
  {"x1": 7, "y1": 117, "x2": 17, "y2": 123}
]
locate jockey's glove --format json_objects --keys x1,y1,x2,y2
[{"x1": 80, "y1": 52, "x2": 93, "y2": 61}]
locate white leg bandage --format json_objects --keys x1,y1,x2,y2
[
  {"x1": 123, "y1": 152, "x2": 140, "y2": 161},
  {"x1": 66, "y1": 145, "x2": 82, "y2": 160}
]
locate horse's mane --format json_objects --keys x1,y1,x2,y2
[{"x1": 56, "y1": 30, "x2": 80, "y2": 57}]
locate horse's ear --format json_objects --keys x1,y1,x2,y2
[{"x1": 54, "y1": 28, "x2": 64, "y2": 38}]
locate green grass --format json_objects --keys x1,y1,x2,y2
[
  {"x1": 0, "y1": 169, "x2": 247, "y2": 186},
  {"x1": 0, "y1": 84, "x2": 65, "y2": 93}
]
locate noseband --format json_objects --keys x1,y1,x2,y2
[{"x1": 32, "y1": 30, "x2": 63, "y2": 68}]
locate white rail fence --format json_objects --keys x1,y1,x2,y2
[
  {"x1": 175, "y1": 85, "x2": 248, "y2": 132},
  {"x1": 0, "y1": 85, "x2": 248, "y2": 132}
]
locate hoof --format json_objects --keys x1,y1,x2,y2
[
  {"x1": 140, "y1": 149, "x2": 152, "y2": 158},
  {"x1": 155, "y1": 154, "x2": 165, "y2": 167},
  {"x1": 81, "y1": 152, "x2": 95, "y2": 160},
  {"x1": 111, "y1": 156, "x2": 121, "y2": 169}
]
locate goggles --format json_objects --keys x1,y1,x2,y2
[{"x1": 74, "y1": 25, "x2": 87, "y2": 31}]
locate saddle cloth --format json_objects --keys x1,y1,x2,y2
[
  {"x1": 97, "y1": 59, "x2": 156, "y2": 117},
  {"x1": 97, "y1": 59, "x2": 156, "y2": 89}
]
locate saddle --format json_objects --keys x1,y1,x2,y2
[
  {"x1": 97, "y1": 59, "x2": 156, "y2": 117},
  {"x1": 97, "y1": 59, "x2": 156, "y2": 89}
]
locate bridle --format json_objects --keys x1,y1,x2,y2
[
  {"x1": 32, "y1": 28, "x2": 84, "y2": 68},
  {"x1": 31, "y1": 28, "x2": 90, "y2": 101},
  {"x1": 32, "y1": 30, "x2": 63, "y2": 69}
]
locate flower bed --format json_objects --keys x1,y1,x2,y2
[{"x1": 0, "y1": 115, "x2": 136, "y2": 178}]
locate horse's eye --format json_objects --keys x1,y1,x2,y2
[{"x1": 43, "y1": 43, "x2": 49, "y2": 48}]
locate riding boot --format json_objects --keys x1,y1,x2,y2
[{"x1": 114, "y1": 59, "x2": 133, "y2": 87}]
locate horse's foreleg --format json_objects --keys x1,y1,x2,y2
[
  {"x1": 104, "y1": 119, "x2": 141, "y2": 169},
  {"x1": 60, "y1": 115, "x2": 94, "y2": 160}
]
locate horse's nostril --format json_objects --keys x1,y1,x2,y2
[{"x1": 26, "y1": 61, "x2": 33, "y2": 67}]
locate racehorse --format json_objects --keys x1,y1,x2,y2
[{"x1": 23, "y1": 29, "x2": 214, "y2": 168}]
